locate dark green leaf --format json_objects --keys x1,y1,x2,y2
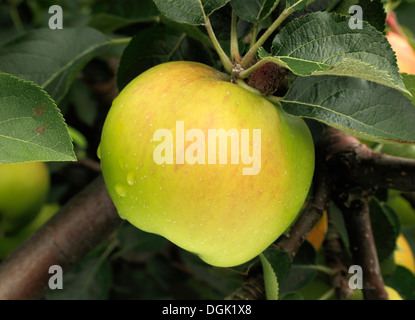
[
  {"x1": 356, "y1": 0, "x2": 386, "y2": 33},
  {"x1": 279, "y1": 291, "x2": 305, "y2": 299},
  {"x1": 369, "y1": 198, "x2": 400, "y2": 262},
  {"x1": 117, "y1": 25, "x2": 213, "y2": 91},
  {"x1": 88, "y1": 13, "x2": 159, "y2": 33},
  {"x1": 0, "y1": 73, "x2": 75, "y2": 163},
  {"x1": 0, "y1": 27, "x2": 112, "y2": 103},
  {"x1": 230, "y1": 0, "x2": 280, "y2": 23},
  {"x1": 153, "y1": 0, "x2": 230, "y2": 25},
  {"x1": 45, "y1": 254, "x2": 112, "y2": 300},
  {"x1": 384, "y1": 266, "x2": 415, "y2": 300},
  {"x1": 261, "y1": 248, "x2": 292, "y2": 281},
  {"x1": 286, "y1": 0, "x2": 309, "y2": 11},
  {"x1": 282, "y1": 75, "x2": 415, "y2": 144},
  {"x1": 268, "y1": 12, "x2": 406, "y2": 93}
]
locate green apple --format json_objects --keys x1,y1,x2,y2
[
  {"x1": 386, "y1": 190, "x2": 415, "y2": 227},
  {"x1": 0, "y1": 162, "x2": 50, "y2": 234},
  {"x1": 99, "y1": 61, "x2": 315, "y2": 267},
  {"x1": 0, "y1": 202, "x2": 59, "y2": 260}
]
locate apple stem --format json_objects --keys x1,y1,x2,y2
[
  {"x1": 109, "y1": 37, "x2": 133, "y2": 46},
  {"x1": 265, "y1": 94, "x2": 284, "y2": 107},
  {"x1": 239, "y1": 59, "x2": 270, "y2": 79},
  {"x1": 235, "y1": 79, "x2": 262, "y2": 95},
  {"x1": 240, "y1": 2, "x2": 300, "y2": 69}
]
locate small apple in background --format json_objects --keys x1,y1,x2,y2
[
  {"x1": 306, "y1": 211, "x2": 328, "y2": 250},
  {"x1": 0, "y1": 162, "x2": 50, "y2": 235},
  {"x1": 0, "y1": 202, "x2": 59, "y2": 260},
  {"x1": 99, "y1": 61, "x2": 315, "y2": 267},
  {"x1": 386, "y1": 31, "x2": 415, "y2": 74},
  {"x1": 394, "y1": 234, "x2": 415, "y2": 274},
  {"x1": 386, "y1": 190, "x2": 415, "y2": 227}
]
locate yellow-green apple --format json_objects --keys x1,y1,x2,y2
[
  {"x1": 0, "y1": 162, "x2": 50, "y2": 234},
  {"x1": 98, "y1": 61, "x2": 315, "y2": 267},
  {"x1": 0, "y1": 202, "x2": 59, "y2": 260}
]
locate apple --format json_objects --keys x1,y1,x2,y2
[
  {"x1": 386, "y1": 190, "x2": 415, "y2": 227},
  {"x1": 306, "y1": 210, "x2": 328, "y2": 250},
  {"x1": 98, "y1": 61, "x2": 315, "y2": 267},
  {"x1": 0, "y1": 162, "x2": 50, "y2": 235},
  {"x1": 386, "y1": 31, "x2": 415, "y2": 74},
  {"x1": 0, "y1": 202, "x2": 59, "y2": 260},
  {"x1": 394, "y1": 234, "x2": 415, "y2": 274}
]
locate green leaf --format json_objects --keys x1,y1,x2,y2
[
  {"x1": 286, "y1": 0, "x2": 309, "y2": 11},
  {"x1": 0, "y1": 73, "x2": 75, "y2": 163},
  {"x1": 44, "y1": 253, "x2": 112, "y2": 300},
  {"x1": 259, "y1": 253, "x2": 279, "y2": 300},
  {"x1": 230, "y1": 0, "x2": 280, "y2": 23},
  {"x1": 369, "y1": 198, "x2": 400, "y2": 262},
  {"x1": 282, "y1": 75, "x2": 415, "y2": 144},
  {"x1": 279, "y1": 242, "x2": 317, "y2": 293},
  {"x1": 269, "y1": 12, "x2": 407, "y2": 93},
  {"x1": 88, "y1": 13, "x2": 159, "y2": 33},
  {"x1": 117, "y1": 25, "x2": 213, "y2": 91},
  {"x1": 0, "y1": 27, "x2": 113, "y2": 103},
  {"x1": 153, "y1": 0, "x2": 230, "y2": 25},
  {"x1": 384, "y1": 266, "x2": 415, "y2": 300}
]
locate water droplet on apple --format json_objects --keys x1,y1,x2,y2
[
  {"x1": 126, "y1": 172, "x2": 136, "y2": 185},
  {"x1": 115, "y1": 183, "x2": 127, "y2": 197}
]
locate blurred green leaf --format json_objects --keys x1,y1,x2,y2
[
  {"x1": 0, "y1": 27, "x2": 113, "y2": 103},
  {"x1": 117, "y1": 25, "x2": 213, "y2": 91}
]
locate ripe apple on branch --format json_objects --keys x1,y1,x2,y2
[{"x1": 1, "y1": 0, "x2": 415, "y2": 301}]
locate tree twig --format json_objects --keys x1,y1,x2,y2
[{"x1": 0, "y1": 175, "x2": 121, "y2": 300}]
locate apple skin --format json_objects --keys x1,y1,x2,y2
[
  {"x1": 0, "y1": 162, "x2": 50, "y2": 234},
  {"x1": 386, "y1": 31, "x2": 415, "y2": 74},
  {"x1": 99, "y1": 61, "x2": 315, "y2": 267}
]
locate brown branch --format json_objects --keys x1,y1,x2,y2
[
  {"x1": 323, "y1": 213, "x2": 353, "y2": 300},
  {"x1": 334, "y1": 196, "x2": 388, "y2": 300},
  {"x1": 0, "y1": 175, "x2": 121, "y2": 300},
  {"x1": 323, "y1": 128, "x2": 415, "y2": 192}
]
